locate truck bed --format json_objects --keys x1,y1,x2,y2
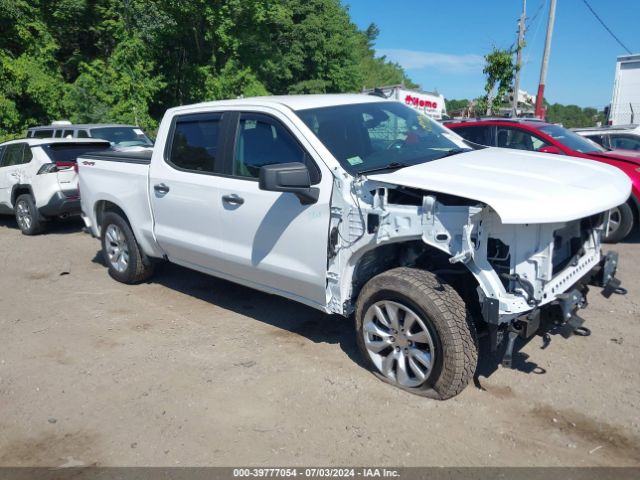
[{"x1": 78, "y1": 148, "x2": 162, "y2": 258}]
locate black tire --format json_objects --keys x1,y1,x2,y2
[
  {"x1": 14, "y1": 194, "x2": 45, "y2": 235},
  {"x1": 100, "y1": 212, "x2": 154, "y2": 284},
  {"x1": 355, "y1": 267, "x2": 478, "y2": 400},
  {"x1": 603, "y1": 202, "x2": 634, "y2": 243}
]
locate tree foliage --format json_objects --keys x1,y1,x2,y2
[
  {"x1": 0, "y1": 0, "x2": 417, "y2": 140},
  {"x1": 545, "y1": 103, "x2": 605, "y2": 128},
  {"x1": 478, "y1": 48, "x2": 515, "y2": 115}
]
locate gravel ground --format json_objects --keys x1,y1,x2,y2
[{"x1": 0, "y1": 217, "x2": 638, "y2": 467}]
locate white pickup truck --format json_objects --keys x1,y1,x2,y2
[{"x1": 78, "y1": 94, "x2": 630, "y2": 399}]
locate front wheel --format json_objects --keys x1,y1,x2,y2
[
  {"x1": 603, "y1": 202, "x2": 634, "y2": 243},
  {"x1": 355, "y1": 267, "x2": 478, "y2": 400},
  {"x1": 101, "y1": 212, "x2": 154, "y2": 284}
]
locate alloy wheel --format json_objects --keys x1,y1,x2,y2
[
  {"x1": 16, "y1": 200, "x2": 32, "y2": 231},
  {"x1": 362, "y1": 300, "x2": 436, "y2": 388},
  {"x1": 105, "y1": 224, "x2": 130, "y2": 273}
]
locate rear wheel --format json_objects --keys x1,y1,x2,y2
[
  {"x1": 101, "y1": 212, "x2": 154, "y2": 284},
  {"x1": 15, "y1": 194, "x2": 45, "y2": 235},
  {"x1": 355, "y1": 267, "x2": 478, "y2": 400},
  {"x1": 603, "y1": 202, "x2": 634, "y2": 243}
]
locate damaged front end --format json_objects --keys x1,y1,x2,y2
[
  {"x1": 430, "y1": 203, "x2": 627, "y2": 367},
  {"x1": 328, "y1": 178, "x2": 626, "y2": 368}
]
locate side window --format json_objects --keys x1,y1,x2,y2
[
  {"x1": 585, "y1": 134, "x2": 607, "y2": 147},
  {"x1": 233, "y1": 114, "x2": 313, "y2": 181},
  {"x1": 32, "y1": 129, "x2": 54, "y2": 138},
  {"x1": 3, "y1": 144, "x2": 25, "y2": 166},
  {"x1": 453, "y1": 126, "x2": 493, "y2": 146},
  {"x1": 62, "y1": 130, "x2": 75, "y2": 138},
  {"x1": 496, "y1": 127, "x2": 550, "y2": 151},
  {"x1": 0, "y1": 146, "x2": 5, "y2": 165},
  {"x1": 168, "y1": 113, "x2": 221, "y2": 173},
  {"x1": 609, "y1": 134, "x2": 640, "y2": 151},
  {"x1": 22, "y1": 146, "x2": 33, "y2": 163},
  {"x1": 77, "y1": 130, "x2": 90, "y2": 138}
]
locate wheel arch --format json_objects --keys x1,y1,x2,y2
[
  {"x1": 94, "y1": 199, "x2": 131, "y2": 234},
  {"x1": 628, "y1": 194, "x2": 640, "y2": 224},
  {"x1": 11, "y1": 184, "x2": 35, "y2": 207},
  {"x1": 349, "y1": 239, "x2": 481, "y2": 318}
]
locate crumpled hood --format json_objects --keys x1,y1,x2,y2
[{"x1": 369, "y1": 147, "x2": 632, "y2": 224}]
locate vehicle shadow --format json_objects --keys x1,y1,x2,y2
[
  {"x1": 621, "y1": 227, "x2": 640, "y2": 244},
  {"x1": 91, "y1": 251, "x2": 365, "y2": 368},
  {"x1": 473, "y1": 333, "x2": 547, "y2": 391},
  {"x1": 0, "y1": 215, "x2": 84, "y2": 235},
  {"x1": 92, "y1": 251, "x2": 584, "y2": 391}
]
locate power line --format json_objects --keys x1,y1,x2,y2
[{"x1": 582, "y1": 0, "x2": 632, "y2": 54}]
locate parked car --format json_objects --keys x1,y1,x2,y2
[
  {"x1": 573, "y1": 124, "x2": 640, "y2": 152},
  {"x1": 27, "y1": 123, "x2": 153, "y2": 149},
  {"x1": 0, "y1": 138, "x2": 111, "y2": 234},
  {"x1": 446, "y1": 118, "x2": 640, "y2": 243},
  {"x1": 78, "y1": 95, "x2": 628, "y2": 399}
]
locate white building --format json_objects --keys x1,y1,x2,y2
[{"x1": 609, "y1": 54, "x2": 640, "y2": 125}]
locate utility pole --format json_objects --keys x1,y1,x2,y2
[
  {"x1": 512, "y1": 0, "x2": 526, "y2": 117},
  {"x1": 534, "y1": 0, "x2": 557, "y2": 119}
]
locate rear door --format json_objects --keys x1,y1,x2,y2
[
  {"x1": 0, "y1": 143, "x2": 29, "y2": 208},
  {"x1": 149, "y1": 111, "x2": 228, "y2": 269}
]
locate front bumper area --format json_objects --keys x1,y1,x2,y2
[{"x1": 485, "y1": 251, "x2": 626, "y2": 367}]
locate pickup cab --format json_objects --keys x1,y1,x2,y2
[{"x1": 78, "y1": 95, "x2": 630, "y2": 399}]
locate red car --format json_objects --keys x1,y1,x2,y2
[{"x1": 445, "y1": 118, "x2": 640, "y2": 242}]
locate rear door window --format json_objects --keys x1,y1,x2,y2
[
  {"x1": 2, "y1": 144, "x2": 26, "y2": 166},
  {"x1": 496, "y1": 126, "x2": 550, "y2": 151},
  {"x1": 452, "y1": 125, "x2": 494, "y2": 146},
  {"x1": 167, "y1": 113, "x2": 222, "y2": 173},
  {"x1": 31, "y1": 129, "x2": 54, "y2": 138},
  {"x1": 584, "y1": 134, "x2": 607, "y2": 147}
]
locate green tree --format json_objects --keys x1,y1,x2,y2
[{"x1": 478, "y1": 48, "x2": 515, "y2": 115}]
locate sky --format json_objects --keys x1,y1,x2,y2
[{"x1": 343, "y1": 0, "x2": 640, "y2": 109}]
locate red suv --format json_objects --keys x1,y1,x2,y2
[{"x1": 446, "y1": 118, "x2": 640, "y2": 242}]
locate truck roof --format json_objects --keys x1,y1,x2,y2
[{"x1": 167, "y1": 94, "x2": 385, "y2": 115}]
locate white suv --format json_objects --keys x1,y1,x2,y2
[
  {"x1": 573, "y1": 124, "x2": 640, "y2": 151},
  {"x1": 0, "y1": 138, "x2": 110, "y2": 235}
]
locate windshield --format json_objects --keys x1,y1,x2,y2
[
  {"x1": 537, "y1": 124, "x2": 606, "y2": 153},
  {"x1": 296, "y1": 101, "x2": 471, "y2": 174},
  {"x1": 89, "y1": 126, "x2": 153, "y2": 147}
]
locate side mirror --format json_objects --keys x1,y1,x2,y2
[
  {"x1": 537, "y1": 145, "x2": 562, "y2": 154},
  {"x1": 259, "y1": 162, "x2": 319, "y2": 205}
]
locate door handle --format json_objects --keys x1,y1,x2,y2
[
  {"x1": 222, "y1": 194, "x2": 244, "y2": 205},
  {"x1": 154, "y1": 183, "x2": 170, "y2": 194}
]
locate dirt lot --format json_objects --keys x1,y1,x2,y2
[{"x1": 0, "y1": 217, "x2": 639, "y2": 467}]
